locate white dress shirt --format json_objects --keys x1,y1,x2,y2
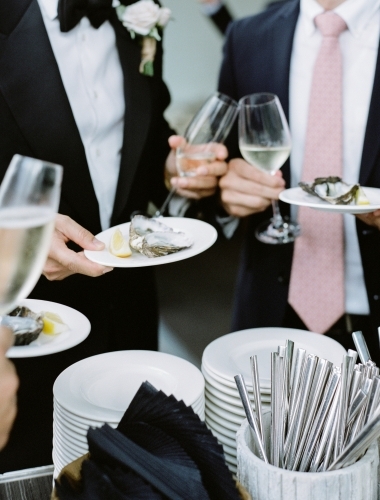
[
  {"x1": 289, "y1": 0, "x2": 380, "y2": 315},
  {"x1": 37, "y1": 0, "x2": 125, "y2": 230}
]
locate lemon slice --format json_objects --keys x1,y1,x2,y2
[
  {"x1": 355, "y1": 186, "x2": 370, "y2": 205},
  {"x1": 42, "y1": 312, "x2": 69, "y2": 335},
  {"x1": 109, "y1": 228, "x2": 132, "y2": 257}
]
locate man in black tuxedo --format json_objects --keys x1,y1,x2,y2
[
  {"x1": 0, "y1": 0, "x2": 227, "y2": 471},
  {"x1": 218, "y1": 0, "x2": 380, "y2": 361}
]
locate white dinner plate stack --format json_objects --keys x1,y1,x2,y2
[
  {"x1": 53, "y1": 350, "x2": 205, "y2": 478},
  {"x1": 202, "y1": 328, "x2": 347, "y2": 474}
]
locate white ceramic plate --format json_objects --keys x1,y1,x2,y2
[
  {"x1": 53, "y1": 350, "x2": 204, "y2": 421},
  {"x1": 279, "y1": 186, "x2": 380, "y2": 214},
  {"x1": 206, "y1": 414, "x2": 237, "y2": 440},
  {"x1": 209, "y1": 427, "x2": 236, "y2": 449},
  {"x1": 205, "y1": 407, "x2": 240, "y2": 432},
  {"x1": 203, "y1": 328, "x2": 346, "y2": 390},
  {"x1": 205, "y1": 399, "x2": 245, "y2": 426},
  {"x1": 204, "y1": 378, "x2": 270, "y2": 408},
  {"x1": 84, "y1": 217, "x2": 217, "y2": 268},
  {"x1": 7, "y1": 299, "x2": 91, "y2": 358},
  {"x1": 202, "y1": 363, "x2": 271, "y2": 397}
]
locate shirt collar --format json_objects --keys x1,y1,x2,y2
[
  {"x1": 300, "y1": 0, "x2": 380, "y2": 38},
  {"x1": 37, "y1": 0, "x2": 59, "y2": 20}
]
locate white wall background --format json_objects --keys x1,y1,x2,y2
[{"x1": 161, "y1": 0, "x2": 269, "y2": 130}]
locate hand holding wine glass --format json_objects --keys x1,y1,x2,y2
[
  {"x1": 163, "y1": 92, "x2": 238, "y2": 206},
  {"x1": 239, "y1": 93, "x2": 300, "y2": 244}
]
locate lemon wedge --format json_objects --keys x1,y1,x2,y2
[
  {"x1": 109, "y1": 228, "x2": 132, "y2": 257},
  {"x1": 42, "y1": 312, "x2": 69, "y2": 335},
  {"x1": 355, "y1": 186, "x2": 370, "y2": 205}
]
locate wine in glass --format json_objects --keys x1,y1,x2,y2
[
  {"x1": 0, "y1": 155, "x2": 62, "y2": 316},
  {"x1": 176, "y1": 92, "x2": 239, "y2": 177},
  {"x1": 239, "y1": 93, "x2": 300, "y2": 244}
]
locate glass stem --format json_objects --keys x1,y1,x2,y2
[{"x1": 271, "y1": 200, "x2": 284, "y2": 229}]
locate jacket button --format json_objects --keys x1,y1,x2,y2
[
  {"x1": 278, "y1": 276, "x2": 284, "y2": 283},
  {"x1": 374, "y1": 295, "x2": 379, "y2": 301}
]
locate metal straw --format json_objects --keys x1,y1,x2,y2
[
  {"x1": 352, "y1": 331, "x2": 371, "y2": 364},
  {"x1": 250, "y1": 355, "x2": 264, "y2": 444},
  {"x1": 234, "y1": 374, "x2": 268, "y2": 463}
]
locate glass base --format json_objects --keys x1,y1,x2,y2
[{"x1": 255, "y1": 216, "x2": 301, "y2": 245}]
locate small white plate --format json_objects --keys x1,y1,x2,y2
[
  {"x1": 84, "y1": 217, "x2": 217, "y2": 268},
  {"x1": 7, "y1": 299, "x2": 91, "y2": 358},
  {"x1": 203, "y1": 327, "x2": 346, "y2": 390},
  {"x1": 54, "y1": 350, "x2": 204, "y2": 421},
  {"x1": 279, "y1": 186, "x2": 380, "y2": 214}
]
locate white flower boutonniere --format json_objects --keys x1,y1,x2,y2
[{"x1": 115, "y1": 0, "x2": 171, "y2": 76}]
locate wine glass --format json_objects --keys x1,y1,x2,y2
[
  {"x1": 176, "y1": 92, "x2": 239, "y2": 177},
  {"x1": 0, "y1": 155, "x2": 62, "y2": 316},
  {"x1": 239, "y1": 93, "x2": 300, "y2": 244}
]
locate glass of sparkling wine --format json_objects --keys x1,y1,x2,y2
[
  {"x1": 0, "y1": 155, "x2": 62, "y2": 315},
  {"x1": 176, "y1": 92, "x2": 239, "y2": 178},
  {"x1": 239, "y1": 93, "x2": 300, "y2": 244}
]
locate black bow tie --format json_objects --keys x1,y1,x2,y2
[{"x1": 58, "y1": 0, "x2": 114, "y2": 32}]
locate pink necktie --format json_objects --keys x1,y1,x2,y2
[{"x1": 288, "y1": 11, "x2": 347, "y2": 334}]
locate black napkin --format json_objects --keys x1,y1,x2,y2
[{"x1": 55, "y1": 381, "x2": 241, "y2": 500}]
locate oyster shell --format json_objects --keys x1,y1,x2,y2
[
  {"x1": 299, "y1": 177, "x2": 360, "y2": 205},
  {"x1": 129, "y1": 215, "x2": 193, "y2": 258},
  {"x1": 3, "y1": 306, "x2": 43, "y2": 345}
]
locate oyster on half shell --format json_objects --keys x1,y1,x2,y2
[
  {"x1": 2, "y1": 306, "x2": 44, "y2": 345},
  {"x1": 299, "y1": 177, "x2": 361, "y2": 205},
  {"x1": 129, "y1": 215, "x2": 193, "y2": 258}
]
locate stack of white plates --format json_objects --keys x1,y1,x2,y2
[
  {"x1": 202, "y1": 327, "x2": 347, "y2": 473},
  {"x1": 53, "y1": 350, "x2": 205, "y2": 478}
]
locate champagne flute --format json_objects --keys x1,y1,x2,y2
[
  {"x1": 239, "y1": 93, "x2": 300, "y2": 244},
  {"x1": 176, "y1": 92, "x2": 239, "y2": 178},
  {"x1": 0, "y1": 155, "x2": 62, "y2": 316}
]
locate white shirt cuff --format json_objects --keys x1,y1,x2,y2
[
  {"x1": 168, "y1": 195, "x2": 191, "y2": 217},
  {"x1": 216, "y1": 214, "x2": 239, "y2": 239}
]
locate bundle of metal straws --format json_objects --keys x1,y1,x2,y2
[{"x1": 235, "y1": 330, "x2": 380, "y2": 472}]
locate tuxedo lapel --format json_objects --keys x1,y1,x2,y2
[
  {"x1": 359, "y1": 35, "x2": 380, "y2": 186},
  {"x1": 0, "y1": 0, "x2": 101, "y2": 231},
  {"x1": 110, "y1": 14, "x2": 152, "y2": 224}
]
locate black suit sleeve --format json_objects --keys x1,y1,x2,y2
[{"x1": 209, "y1": 4, "x2": 233, "y2": 35}]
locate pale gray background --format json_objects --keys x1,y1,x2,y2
[{"x1": 157, "y1": 0, "x2": 271, "y2": 367}]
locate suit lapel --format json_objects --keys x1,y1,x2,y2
[
  {"x1": 0, "y1": 0, "x2": 101, "y2": 231},
  {"x1": 110, "y1": 14, "x2": 152, "y2": 224},
  {"x1": 266, "y1": 0, "x2": 300, "y2": 186},
  {"x1": 359, "y1": 35, "x2": 380, "y2": 186}
]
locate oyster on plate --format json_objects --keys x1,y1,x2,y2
[
  {"x1": 129, "y1": 215, "x2": 193, "y2": 258},
  {"x1": 2, "y1": 306, "x2": 43, "y2": 345},
  {"x1": 299, "y1": 177, "x2": 368, "y2": 205}
]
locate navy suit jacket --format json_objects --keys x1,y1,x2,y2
[
  {"x1": 0, "y1": 0, "x2": 174, "y2": 471},
  {"x1": 218, "y1": 0, "x2": 380, "y2": 331}
]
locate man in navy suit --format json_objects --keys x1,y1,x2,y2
[
  {"x1": 218, "y1": 0, "x2": 380, "y2": 361},
  {"x1": 0, "y1": 0, "x2": 227, "y2": 471}
]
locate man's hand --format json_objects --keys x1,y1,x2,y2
[
  {"x1": 219, "y1": 158, "x2": 286, "y2": 217},
  {"x1": 356, "y1": 210, "x2": 380, "y2": 231},
  {"x1": 43, "y1": 215, "x2": 113, "y2": 281},
  {"x1": 0, "y1": 327, "x2": 18, "y2": 450},
  {"x1": 165, "y1": 135, "x2": 228, "y2": 200}
]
